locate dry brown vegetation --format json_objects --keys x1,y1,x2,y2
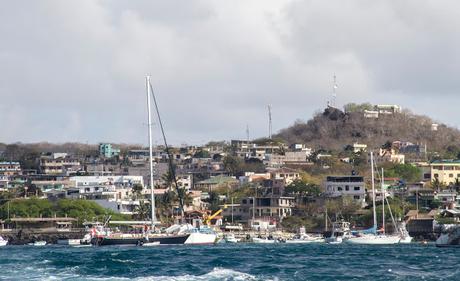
[{"x1": 276, "y1": 106, "x2": 460, "y2": 154}]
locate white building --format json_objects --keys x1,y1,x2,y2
[
  {"x1": 324, "y1": 176, "x2": 366, "y2": 206},
  {"x1": 67, "y1": 175, "x2": 145, "y2": 215}
]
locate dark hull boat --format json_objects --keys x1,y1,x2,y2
[
  {"x1": 148, "y1": 234, "x2": 190, "y2": 245},
  {"x1": 91, "y1": 233, "x2": 190, "y2": 246}
]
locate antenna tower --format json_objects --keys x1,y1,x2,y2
[
  {"x1": 331, "y1": 74, "x2": 338, "y2": 107},
  {"x1": 268, "y1": 105, "x2": 272, "y2": 139}
]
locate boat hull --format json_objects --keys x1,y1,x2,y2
[
  {"x1": 347, "y1": 235, "x2": 400, "y2": 245},
  {"x1": 92, "y1": 237, "x2": 143, "y2": 246},
  {"x1": 149, "y1": 234, "x2": 190, "y2": 245},
  {"x1": 184, "y1": 233, "x2": 216, "y2": 245}
]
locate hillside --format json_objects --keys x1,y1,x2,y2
[{"x1": 276, "y1": 104, "x2": 460, "y2": 156}]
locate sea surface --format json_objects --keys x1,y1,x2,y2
[{"x1": 0, "y1": 243, "x2": 458, "y2": 280}]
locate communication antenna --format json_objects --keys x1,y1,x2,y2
[
  {"x1": 246, "y1": 124, "x2": 250, "y2": 143},
  {"x1": 268, "y1": 105, "x2": 272, "y2": 139},
  {"x1": 331, "y1": 74, "x2": 338, "y2": 107}
]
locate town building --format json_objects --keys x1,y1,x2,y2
[
  {"x1": 99, "y1": 143, "x2": 121, "y2": 158},
  {"x1": 430, "y1": 160, "x2": 460, "y2": 186},
  {"x1": 324, "y1": 175, "x2": 366, "y2": 206},
  {"x1": 0, "y1": 161, "x2": 21, "y2": 176},
  {"x1": 39, "y1": 154, "x2": 81, "y2": 175},
  {"x1": 224, "y1": 196, "x2": 295, "y2": 224},
  {"x1": 352, "y1": 143, "x2": 367, "y2": 153},
  {"x1": 268, "y1": 167, "x2": 300, "y2": 185},
  {"x1": 194, "y1": 175, "x2": 239, "y2": 191}
]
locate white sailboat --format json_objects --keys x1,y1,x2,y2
[
  {"x1": 145, "y1": 76, "x2": 217, "y2": 245},
  {"x1": 347, "y1": 153, "x2": 400, "y2": 245}
]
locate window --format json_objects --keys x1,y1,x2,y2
[
  {"x1": 354, "y1": 186, "x2": 360, "y2": 191},
  {"x1": 345, "y1": 185, "x2": 349, "y2": 191},
  {"x1": 450, "y1": 174, "x2": 454, "y2": 178},
  {"x1": 242, "y1": 199, "x2": 247, "y2": 204},
  {"x1": 337, "y1": 187, "x2": 343, "y2": 191},
  {"x1": 353, "y1": 195, "x2": 360, "y2": 200}
]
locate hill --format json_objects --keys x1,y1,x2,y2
[{"x1": 276, "y1": 104, "x2": 460, "y2": 157}]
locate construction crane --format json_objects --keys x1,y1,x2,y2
[{"x1": 203, "y1": 205, "x2": 227, "y2": 226}]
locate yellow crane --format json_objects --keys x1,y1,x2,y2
[{"x1": 203, "y1": 205, "x2": 227, "y2": 226}]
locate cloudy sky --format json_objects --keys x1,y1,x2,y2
[{"x1": 1, "y1": 1, "x2": 459, "y2": 146}]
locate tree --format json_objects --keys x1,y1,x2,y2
[
  {"x1": 223, "y1": 155, "x2": 244, "y2": 176},
  {"x1": 132, "y1": 184, "x2": 143, "y2": 200},
  {"x1": 194, "y1": 150, "x2": 210, "y2": 159},
  {"x1": 134, "y1": 200, "x2": 150, "y2": 220},
  {"x1": 285, "y1": 180, "x2": 321, "y2": 196},
  {"x1": 385, "y1": 164, "x2": 422, "y2": 183}
]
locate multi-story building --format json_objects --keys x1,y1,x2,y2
[
  {"x1": 67, "y1": 175, "x2": 145, "y2": 215},
  {"x1": 224, "y1": 196, "x2": 295, "y2": 224},
  {"x1": 39, "y1": 154, "x2": 81, "y2": 175},
  {"x1": 99, "y1": 143, "x2": 121, "y2": 158},
  {"x1": 324, "y1": 175, "x2": 366, "y2": 206},
  {"x1": 430, "y1": 160, "x2": 460, "y2": 186},
  {"x1": 0, "y1": 161, "x2": 21, "y2": 176},
  {"x1": 268, "y1": 167, "x2": 300, "y2": 185}
]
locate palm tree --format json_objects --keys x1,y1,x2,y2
[{"x1": 134, "y1": 200, "x2": 150, "y2": 220}]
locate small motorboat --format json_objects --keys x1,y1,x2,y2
[
  {"x1": 0, "y1": 236, "x2": 8, "y2": 247},
  {"x1": 286, "y1": 233, "x2": 325, "y2": 244},
  {"x1": 29, "y1": 241, "x2": 47, "y2": 246},
  {"x1": 252, "y1": 235, "x2": 277, "y2": 244},
  {"x1": 222, "y1": 233, "x2": 240, "y2": 243}
]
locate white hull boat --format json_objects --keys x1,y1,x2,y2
[
  {"x1": 221, "y1": 233, "x2": 239, "y2": 243},
  {"x1": 252, "y1": 237, "x2": 277, "y2": 244},
  {"x1": 57, "y1": 239, "x2": 81, "y2": 246},
  {"x1": 0, "y1": 236, "x2": 7, "y2": 247},
  {"x1": 286, "y1": 234, "x2": 325, "y2": 244},
  {"x1": 184, "y1": 232, "x2": 217, "y2": 245},
  {"x1": 29, "y1": 241, "x2": 47, "y2": 246},
  {"x1": 436, "y1": 224, "x2": 460, "y2": 247},
  {"x1": 347, "y1": 234, "x2": 401, "y2": 245}
]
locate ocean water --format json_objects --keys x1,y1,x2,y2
[{"x1": 0, "y1": 243, "x2": 458, "y2": 280}]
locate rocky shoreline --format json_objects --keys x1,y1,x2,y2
[{"x1": 0, "y1": 229, "x2": 87, "y2": 245}]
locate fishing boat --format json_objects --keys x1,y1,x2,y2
[
  {"x1": 347, "y1": 154, "x2": 400, "y2": 245},
  {"x1": 325, "y1": 221, "x2": 352, "y2": 244},
  {"x1": 0, "y1": 236, "x2": 8, "y2": 247}
]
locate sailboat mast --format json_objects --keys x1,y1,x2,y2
[
  {"x1": 381, "y1": 168, "x2": 385, "y2": 235},
  {"x1": 370, "y1": 152, "x2": 377, "y2": 233},
  {"x1": 146, "y1": 75, "x2": 157, "y2": 227}
]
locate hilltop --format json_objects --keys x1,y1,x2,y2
[{"x1": 276, "y1": 103, "x2": 460, "y2": 157}]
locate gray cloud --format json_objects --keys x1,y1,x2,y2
[{"x1": 0, "y1": 0, "x2": 459, "y2": 145}]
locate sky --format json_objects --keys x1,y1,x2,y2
[{"x1": 1, "y1": 0, "x2": 460, "y2": 146}]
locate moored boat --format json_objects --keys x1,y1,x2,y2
[
  {"x1": 325, "y1": 221, "x2": 352, "y2": 244},
  {"x1": 0, "y1": 236, "x2": 8, "y2": 247},
  {"x1": 435, "y1": 224, "x2": 460, "y2": 247}
]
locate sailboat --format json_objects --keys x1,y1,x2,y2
[
  {"x1": 347, "y1": 152, "x2": 400, "y2": 245},
  {"x1": 144, "y1": 76, "x2": 217, "y2": 245}
]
